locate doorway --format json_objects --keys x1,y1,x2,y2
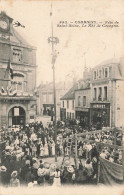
[{"x1": 8, "y1": 106, "x2": 26, "y2": 127}]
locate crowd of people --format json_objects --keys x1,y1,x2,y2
[{"x1": 0, "y1": 120, "x2": 123, "y2": 187}]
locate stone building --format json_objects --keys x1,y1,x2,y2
[
  {"x1": 0, "y1": 11, "x2": 37, "y2": 129},
  {"x1": 37, "y1": 81, "x2": 69, "y2": 120},
  {"x1": 75, "y1": 79, "x2": 91, "y2": 128},
  {"x1": 90, "y1": 58, "x2": 124, "y2": 129},
  {"x1": 60, "y1": 83, "x2": 78, "y2": 121}
]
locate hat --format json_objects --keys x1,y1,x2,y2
[
  {"x1": 67, "y1": 166, "x2": 74, "y2": 173},
  {"x1": 64, "y1": 160, "x2": 70, "y2": 167},
  {"x1": 33, "y1": 157, "x2": 37, "y2": 161},
  {"x1": 5, "y1": 146, "x2": 11, "y2": 150},
  {"x1": 0, "y1": 166, "x2": 7, "y2": 172},
  {"x1": 44, "y1": 162, "x2": 50, "y2": 169},
  {"x1": 50, "y1": 163, "x2": 56, "y2": 170},
  {"x1": 11, "y1": 170, "x2": 18, "y2": 178},
  {"x1": 25, "y1": 160, "x2": 30, "y2": 165},
  {"x1": 37, "y1": 168, "x2": 45, "y2": 177}
]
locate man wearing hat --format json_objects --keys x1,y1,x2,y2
[
  {"x1": 62, "y1": 165, "x2": 75, "y2": 185},
  {"x1": 37, "y1": 168, "x2": 45, "y2": 186},
  {"x1": 0, "y1": 166, "x2": 8, "y2": 186}
]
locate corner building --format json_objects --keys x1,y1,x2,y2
[
  {"x1": 0, "y1": 12, "x2": 37, "y2": 129},
  {"x1": 90, "y1": 58, "x2": 124, "y2": 129}
]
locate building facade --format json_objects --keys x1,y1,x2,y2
[
  {"x1": 75, "y1": 80, "x2": 91, "y2": 128},
  {"x1": 37, "y1": 81, "x2": 69, "y2": 120},
  {"x1": 90, "y1": 58, "x2": 124, "y2": 129},
  {"x1": 60, "y1": 83, "x2": 78, "y2": 121},
  {"x1": 0, "y1": 11, "x2": 37, "y2": 129}
]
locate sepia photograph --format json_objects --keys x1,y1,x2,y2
[{"x1": 0, "y1": 0, "x2": 124, "y2": 194}]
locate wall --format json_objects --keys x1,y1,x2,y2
[{"x1": 75, "y1": 89, "x2": 91, "y2": 108}]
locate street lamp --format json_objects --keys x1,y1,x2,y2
[{"x1": 48, "y1": 6, "x2": 59, "y2": 162}]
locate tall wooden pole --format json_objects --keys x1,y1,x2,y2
[
  {"x1": 74, "y1": 133, "x2": 77, "y2": 168},
  {"x1": 49, "y1": 4, "x2": 59, "y2": 162}
]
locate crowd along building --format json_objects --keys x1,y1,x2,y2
[{"x1": 0, "y1": 11, "x2": 37, "y2": 129}]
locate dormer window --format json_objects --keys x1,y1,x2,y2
[
  {"x1": 105, "y1": 68, "x2": 108, "y2": 78},
  {"x1": 94, "y1": 71, "x2": 96, "y2": 80},
  {"x1": 99, "y1": 69, "x2": 101, "y2": 78}
]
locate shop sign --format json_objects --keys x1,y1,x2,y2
[
  {"x1": 75, "y1": 107, "x2": 89, "y2": 112},
  {"x1": 91, "y1": 104, "x2": 109, "y2": 108}
]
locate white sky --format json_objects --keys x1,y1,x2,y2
[{"x1": 0, "y1": 0, "x2": 124, "y2": 86}]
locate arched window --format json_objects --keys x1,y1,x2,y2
[{"x1": 11, "y1": 73, "x2": 26, "y2": 92}]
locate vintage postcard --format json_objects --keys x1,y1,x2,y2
[{"x1": 0, "y1": 0, "x2": 124, "y2": 195}]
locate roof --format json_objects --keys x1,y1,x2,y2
[
  {"x1": 10, "y1": 27, "x2": 30, "y2": 47},
  {"x1": 94, "y1": 58, "x2": 120, "y2": 68},
  {"x1": 38, "y1": 81, "x2": 67, "y2": 91},
  {"x1": 0, "y1": 11, "x2": 36, "y2": 49},
  {"x1": 60, "y1": 83, "x2": 78, "y2": 100}
]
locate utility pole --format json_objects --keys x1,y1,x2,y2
[{"x1": 48, "y1": 3, "x2": 59, "y2": 162}]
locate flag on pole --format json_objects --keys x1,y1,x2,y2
[
  {"x1": 1, "y1": 86, "x2": 5, "y2": 93},
  {"x1": 7, "y1": 60, "x2": 13, "y2": 79}
]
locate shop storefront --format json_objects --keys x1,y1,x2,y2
[
  {"x1": 75, "y1": 107, "x2": 90, "y2": 128},
  {"x1": 90, "y1": 103, "x2": 110, "y2": 129},
  {"x1": 43, "y1": 104, "x2": 54, "y2": 116}
]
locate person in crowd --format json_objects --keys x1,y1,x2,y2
[
  {"x1": 53, "y1": 168, "x2": 61, "y2": 186},
  {"x1": 84, "y1": 158, "x2": 93, "y2": 183},
  {"x1": 10, "y1": 170, "x2": 20, "y2": 187}
]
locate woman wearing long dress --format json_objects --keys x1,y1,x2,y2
[
  {"x1": 40, "y1": 144, "x2": 44, "y2": 158},
  {"x1": 44, "y1": 143, "x2": 48, "y2": 157},
  {"x1": 53, "y1": 168, "x2": 61, "y2": 186},
  {"x1": 52, "y1": 141, "x2": 55, "y2": 156}
]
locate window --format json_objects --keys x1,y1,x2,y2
[
  {"x1": 83, "y1": 96, "x2": 86, "y2": 106},
  {"x1": 72, "y1": 100, "x2": 74, "y2": 110},
  {"x1": 67, "y1": 112, "x2": 69, "y2": 119},
  {"x1": 94, "y1": 71, "x2": 96, "y2": 80},
  {"x1": 63, "y1": 101, "x2": 64, "y2": 108},
  {"x1": 99, "y1": 69, "x2": 101, "y2": 78},
  {"x1": 105, "y1": 68, "x2": 108, "y2": 78},
  {"x1": 94, "y1": 88, "x2": 97, "y2": 100},
  {"x1": 78, "y1": 96, "x2": 81, "y2": 106},
  {"x1": 67, "y1": 100, "x2": 69, "y2": 108},
  {"x1": 72, "y1": 113, "x2": 74, "y2": 119},
  {"x1": 104, "y1": 86, "x2": 107, "y2": 100},
  {"x1": 11, "y1": 73, "x2": 25, "y2": 92},
  {"x1": 98, "y1": 87, "x2": 102, "y2": 101},
  {"x1": 12, "y1": 48, "x2": 22, "y2": 63},
  {"x1": 102, "y1": 68, "x2": 104, "y2": 77}
]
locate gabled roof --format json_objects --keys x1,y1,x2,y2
[
  {"x1": 10, "y1": 27, "x2": 30, "y2": 46},
  {"x1": 38, "y1": 81, "x2": 67, "y2": 91},
  {"x1": 60, "y1": 83, "x2": 78, "y2": 100}
]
